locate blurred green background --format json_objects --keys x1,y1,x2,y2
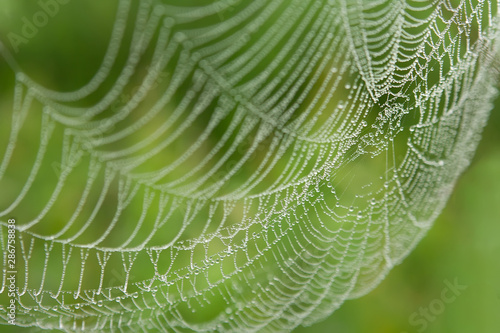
[{"x1": 0, "y1": 1, "x2": 499, "y2": 332}]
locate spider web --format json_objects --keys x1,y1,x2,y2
[{"x1": 0, "y1": 0, "x2": 499, "y2": 331}]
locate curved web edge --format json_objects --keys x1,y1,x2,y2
[{"x1": 0, "y1": 0, "x2": 499, "y2": 332}]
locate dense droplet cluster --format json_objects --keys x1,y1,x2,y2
[{"x1": 0, "y1": 0, "x2": 499, "y2": 332}]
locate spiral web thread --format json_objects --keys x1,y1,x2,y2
[{"x1": 0, "y1": 0, "x2": 499, "y2": 331}]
